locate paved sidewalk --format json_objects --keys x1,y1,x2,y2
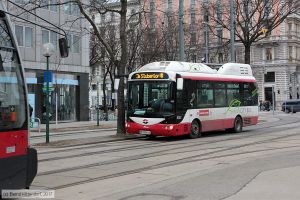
[
  {"x1": 30, "y1": 120, "x2": 117, "y2": 133},
  {"x1": 31, "y1": 112, "x2": 282, "y2": 147}
]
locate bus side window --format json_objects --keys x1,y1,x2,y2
[
  {"x1": 227, "y1": 83, "x2": 241, "y2": 107},
  {"x1": 197, "y1": 81, "x2": 214, "y2": 108}
]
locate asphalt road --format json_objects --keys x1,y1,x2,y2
[{"x1": 31, "y1": 112, "x2": 300, "y2": 200}]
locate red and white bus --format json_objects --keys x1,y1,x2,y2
[
  {"x1": 0, "y1": 3, "x2": 37, "y2": 190},
  {"x1": 126, "y1": 61, "x2": 258, "y2": 138}
]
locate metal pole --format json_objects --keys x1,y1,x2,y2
[
  {"x1": 97, "y1": 81, "x2": 100, "y2": 126},
  {"x1": 272, "y1": 85, "x2": 275, "y2": 115},
  {"x1": 205, "y1": 23, "x2": 209, "y2": 63},
  {"x1": 46, "y1": 56, "x2": 50, "y2": 143},
  {"x1": 55, "y1": 92, "x2": 58, "y2": 126},
  {"x1": 230, "y1": 0, "x2": 235, "y2": 62},
  {"x1": 178, "y1": 0, "x2": 185, "y2": 61}
]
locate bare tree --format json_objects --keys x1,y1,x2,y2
[
  {"x1": 208, "y1": 0, "x2": 298, "y2": 64},
  {"x1": 77, "y1": 0, "x2": 130, "y2": 135}
]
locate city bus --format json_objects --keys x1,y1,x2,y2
[
  {"x1": 125, "y1": 61, "x2": 258, "y2": 138},
  {"x1": 0, "y1": 2, "x2": 37, "y2": 190}
]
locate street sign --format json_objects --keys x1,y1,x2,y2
[
  {"x1": 42, "y1": 82, "x2": 54, "y2": 93},
  {"x1": 44, "y1": 71, "x2": 53, "y2": 82},
  {"x1": 43, "y1": 71, "x2": 54, "y2": 93}
]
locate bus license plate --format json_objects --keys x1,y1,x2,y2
[{"x1": 139, "y1": 130, "x2": 151, "y2": 135}]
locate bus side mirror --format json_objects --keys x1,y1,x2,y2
[
  {"x1": 114, "y1": 78, "x2": 120, "y2": 90},
  {"x1": 177, "y1": 78, "x2": 183, "y2": 90},
  {"x1": 59, "y1": 38, "x2": 69, "y2": 58}
]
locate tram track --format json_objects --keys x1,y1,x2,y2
[
  {"x1": 37, "y1": 116, "x2": 300, "y2": 163},
  {"x1": 39, "y1": 124, "x2": 300, "y2": 177},
  {"x1": 50, "y1": 130, "x2": 300, "y2": 190}
]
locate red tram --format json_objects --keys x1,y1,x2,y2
[{"x1": 0, "y1": 2, "x2": 37, "y2": 190}]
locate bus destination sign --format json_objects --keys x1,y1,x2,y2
[{"x1": 132, "y1": 72, "x2": 169, "y2": 80}]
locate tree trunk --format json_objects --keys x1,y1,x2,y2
[
  {"x1": 102, "y1": 78, "x2": 107, "y2": 121},
  {"x1": 116, "y1": 0, "x2": 128, "y2": 135},
  {"x1": 244, "y1": 44, "x2": 251, "y2": 64},
  {"x1": 109, "y1": 71, "x2": 115, "y2": 110}
]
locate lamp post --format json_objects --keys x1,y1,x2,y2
[
  {"x1": 178, "y1": 0, "x2": 185, "y2": 61},
  {"x1": 96, "y1": 75, "x2": 101, "y2": 126},
  {"x1": 202, "y1": 22, "x2": 209, "y2": 63},
  {"x1": 43, "y1": 43, "x2": 55, "y2": 143},
  {"x1": 230, "y1": 0, "x2": 236, "y2": 62}
]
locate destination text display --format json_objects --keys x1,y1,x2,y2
[{"x1": 132, "y1": 72, "x2": 169, "y2": 79}]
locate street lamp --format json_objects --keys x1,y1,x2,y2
[
  {"x1": 43, "y1": 43, "x2": 55, "y2": 143},
  {"x1": 202, "y1": 22, "x2": 209, "y2": 63},
  {"x1": 96, "y1": 75, "x2": 101, "y2": 126}
]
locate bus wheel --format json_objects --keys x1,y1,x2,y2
[
  {"x1": 233, "y1": 116, "x2": 243, "y2": 133},
  {"x1": 189, "y1": 120, "x2": 201, "y2": 139}
]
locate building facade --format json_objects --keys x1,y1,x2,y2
[
  {"x1": 89, "y1": 0, "x2": 141, "y2": 120},
  {"x1": 5, "y1": 0, "x2": 90, "y2": 122},
  {"x1": 90, "y1": 0, "x2": 299, "y2": 111},
  {"x1": 237, "y1": 13, "x2": 300, "y2": 108}
]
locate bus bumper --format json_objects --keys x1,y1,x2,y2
[
  {"x1": 0, "y1": 148, "x2": 37, "y2": 190},
  {"x1": 126, "y1": 122, "x2": 190, "y2": 136}
]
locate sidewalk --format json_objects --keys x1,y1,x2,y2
[
  {"x1": 31, "y1": 113, "x2": 281, "y2": 147},
  {"x1": 30, "y1": 120, "x2": 117, "y2": 133}
]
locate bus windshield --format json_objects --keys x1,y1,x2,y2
[
  {"x1": 0, "y1": 17, "x2": 27, "y2": 131},
  {"x1": 127, "y1": 81, "x2": 175, "y2": 117}
]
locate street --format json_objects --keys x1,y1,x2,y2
[{"x1": 31, "y1": 112, "x2": 300, "y2": 200}]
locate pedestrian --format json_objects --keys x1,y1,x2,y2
[
  {"x1": 29, "y1": 104, "x2": 33, "y2": 118},
  {"x1": 259, "y1": 100, "x2": 263, "y2": 111}
]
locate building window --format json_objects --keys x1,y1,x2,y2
[
  {"x1": 168, "y1": 0, "x2": 173, "y2": 10},
  {"x1": 73, "y1": 3, "x2": 80, "y2": 16},
  {"x1": 64, "y1": 2, "x2": 72, "y2": 15},
  {"x1": 149, "y1": 1, "x2": 155, "y2": 29},
  {"x1": 25, "y1": 27, "x2": 33, "y2": 47},
  {"x1": 50, "y1": 0, "x2": 57, "y2": 12},
  {"x1": 289, "y1": 46, "x2": 293, "y2": 61},
  {"x1": 15, "y1": 25, "x2": 23, "y2": 46},
  {"x1": 191, "y1": 12, "x2": 196, "y2": 25},
  {"x1": 42, "y1": 30, "x2": 57, "y2": 49},
  {"x1": 288, "y1": 23, "x2": 292, "y2": 32},
  {"x1": 40, "y1": 0, "x2": 57, "y2": 11},
  {"x1": 190, "y1": 32, "x2": 196, "y2": 45},
  {"x1": 67, "y1": 34, "x2": 80, "y2": 53},
  {"x1": 110, "y1": 12, "x2": 115, "y2": 22},
  {"x1": 71, "y1": 35, "x2": 80, "y2": 53},
  {"x1": 217, "y1": 29, "x2": 223, "y2": 45},
  {"x1": 266, "y1": 48, "x2": 272, "y2": 60},
  {"x1": 101, "y1": 14, "x2": 105, "y2": 23},
  {"x1": 218, "y1": 53, "x2": 223, "y2": 63},
  {"x1": 15, "y1": 0, "x2": 30, "y2": 4},
  {"x1": 264, "y1": 72, "x2": 275, "y2": 82},
  {"x1": 15, "y1": 25, "x2": 33, "y2": 47},
  {"x1": 297, "y1": 47, "x2": 300, "y2": 60}
]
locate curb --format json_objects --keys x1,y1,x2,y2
[{"x1": 33, "y1": 134, "x2": 145, "y2": 148}]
